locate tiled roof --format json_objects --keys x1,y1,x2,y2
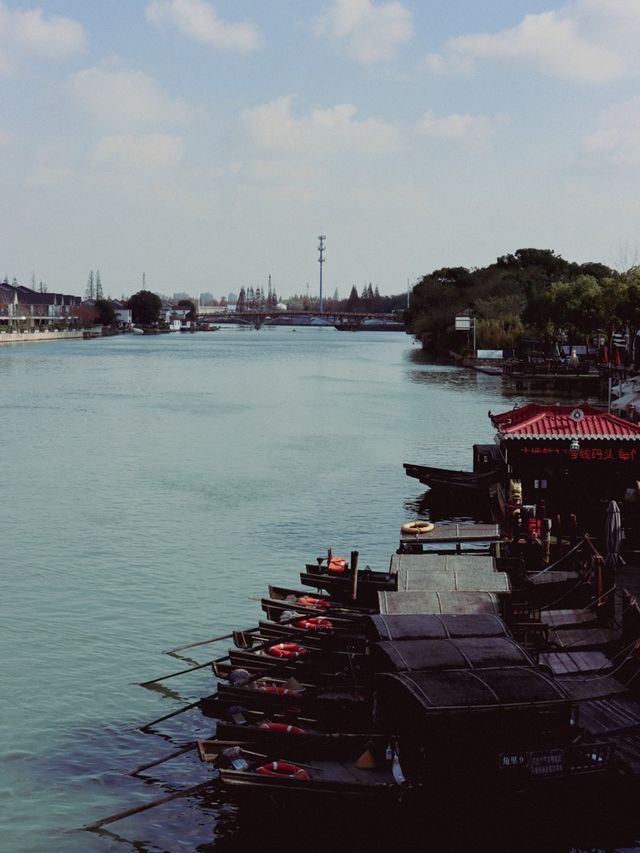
[{"x1": 491, "y1": 403, "x2": 640, "y2": 440}]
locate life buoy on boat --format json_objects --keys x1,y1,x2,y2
[
  {"x1": 327, "y1": 556, "x2": 348, "y2": 573},
  {"x1": 295, "y1": 616, "x2": 334, "y2": 631},
  {"x1": 258, "y1": 722, "x2": 306, "y2": 734},
  {"x1": 253, "y1": 683, "x2": 302, "y2": 696},
  {"x1": 256, "y1": 761, "x2": 310, "y2": 780},
  {"x1": 401, "y1": 520, "x2": 435, "y2": 536},
  {"x1": 296, "y1": 595, "x2": 330, "y2": 609},
  {"x1": 267, "y1": 642, "x2": 309, "y2": 659}
]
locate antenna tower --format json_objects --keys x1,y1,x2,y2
[{"x1": 318, "y1": 234, "x2": 326, "y2": 313}]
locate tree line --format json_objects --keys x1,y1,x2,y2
[{"x1": 405, "y1": 248, "x2": 640, "y2": 352}]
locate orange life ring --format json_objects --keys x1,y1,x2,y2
[
  {"x1": 296, "y1": 596, "x2": 330, "y2": 609},
  {"x1": 256, "y1": 760, "x2": 310, "y2": 780},
  {"x1": 267, "y1": 642, "x2": 309, "y2": 659},
  {"x1": 258, "y1": 722, "x2": 306, "y2": 734},
  {"x1": 295, "y1": 616, "x2": 334, "y2": 631},
  {"x1": 327, "y1": 556, "x2": 348, "y2": 573},
  {"x1": 401, "y1": 520, "x2": 435, "y2": 536}
]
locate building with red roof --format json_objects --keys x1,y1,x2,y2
[{"x1": 489, "y1": 403, "x2": 640, "y2": 535}]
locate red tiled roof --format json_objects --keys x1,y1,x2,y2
[{"x1": 490, "y1": 403, "x2": 640, "y2": 440}]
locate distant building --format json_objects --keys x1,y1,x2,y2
[
  {"x1": 110, "y1": 299, "x2": 132, "y2": 326},
  {"x1": 0, "y1": 282, "x2": 82, "y2": 327}
]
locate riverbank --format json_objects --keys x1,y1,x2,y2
[{"x1": 0, "y1": 329, "x2": 84, "y2": 344}]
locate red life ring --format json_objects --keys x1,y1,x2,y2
[
  {"x1": 295, "y1": 616, "x2": 334, "y2": 631},
  {"x1": 256, "y1": 760, "x2": 310, "y2": 780},
  {"x1": 296, "y1": 596, "x2": 330, "y2": 609},
  {"x1": 258, "y1": 722, "x2": 306, "y2": 734},
  {"x1": 328, "y1": 556, "x2": 348, "y2": 574},
  {"x1": 253, "y1": 683, "x2": 301, "y2": 696},
  {"x1": 267, "y1": 642, "x2": 309, "y2": 659}
]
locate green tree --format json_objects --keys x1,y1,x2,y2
[
  {"x1": 127, "y1": 290, "x2": 161, "y2": 325},
  {"x1": 177, "y1": 298, "x2": 197, "y2": 320},
  {"x1": 94, "y1": 299, "x2": 116, "y2": 326},
  {"x1": 347, "y1": 286, "x2": 359, "y2": 310}
]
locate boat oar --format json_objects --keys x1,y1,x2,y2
[
  {"x1": 82, "y1": 779, "x2": 217, "y2": 832},
  {"x1": 139, "y1": 700, "x2": 202, "y2": 732},
  {"x1": 128, "y1": 743, "x2": 197, "y2": 776},
  {"x1": 138, "y1": 660, "x2": 299, "y2": 732},
  {"x1": 163, "y1": 625, "x2": 264, "y2": 656},
  {"x1": 162, "y1": 605, "x2": 319, "y2": 657},
  {"x1": 144, "y1": 612, "x2": 316, "y2": 687},
  {"x1": 136, "y1": 653, "x2": 230, "y2": 688}
]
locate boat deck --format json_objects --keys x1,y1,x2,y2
[{"x1": 399, "y1": 522, "x2": 500, "y2": 551}]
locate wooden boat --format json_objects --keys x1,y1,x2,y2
[
  {"x1": 209, "y1": 723, "x2": 385, "y2": 757},
  {"x1": 200, "y1": 680, "x2": 371, "y2": 731},
  {"x1": 218, "y1": 666, "x2": 614, "y2": 819},
  {"x1": 224, "y1": 644, "x2": 362, "y2": 685},
  {"x1": 300, "y1": 564, "x2": 396, "y2": 604},
  {"x1": 219, "y1": 748, "x2": 400, "y2": 814},
  {"x1": 403, "y1": 462, "x2": 503, "y2": 492},
  {"x1": 228, "y1": 612, "x2": 517, "y2": 669},
  {"x1": 251, "y1": 611, "x2": 511, "y2": 652},
  {"x1": 261, "y1": 585, "x2": 376, "y2": 623}
]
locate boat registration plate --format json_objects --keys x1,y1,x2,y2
[{"x1": 499, "y1": 748, "x2": 564, "y2": 776}]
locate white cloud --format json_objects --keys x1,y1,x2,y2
[
  {"x1": 28, "y1": 165, "x2": 74, "y2": 188},
  {"x1": 67, "y1": 67, "x2": 193, "y2": 129},
  {"x1": 425, "y1": 0, "x2": 640, "y2": 83},
  {"x1": 146, "y1": 0, "x2": 262, "y2": 51},
  {"x1": 93, "y1": 134, "x2": 185, "y2": 169},
  {"x1": 583, "y1": 97, "x2": 640, "y2": 165},
  {"x1": 417, "y1": 111, "x2": 509, "y2": 148},
  {"x1": 316, "y1": 0, "x2": 412, "y2": 63},
  {"x1": 242, "y1": 96, "x2": 401, "y2": 155},
  {"x1": 0, "y1": 0, "x2": 85, "y2": 74}
]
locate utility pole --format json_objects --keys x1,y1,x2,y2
[{"x1": 318, "y1": 234, "x2": 326, "y2": 313}]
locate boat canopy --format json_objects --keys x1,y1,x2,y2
[
  {"x1": 370, "y1": 637, "x2": 534, "y2": 674},
  {"x1": 389, "y1": 553, "x2": 496, "y2": 574},
  {"x1": 376, "y1": 667, "x2": 569, "y2": 715},
  {"x1": 366, "y1": 613, "x2": 508, "y2": 641},
  {"x1": 395, "y1": 568, "x2": 511, "y2": 593},
  {"x1": 378, "y1": 591, "x2": 503, "y2": 615}
]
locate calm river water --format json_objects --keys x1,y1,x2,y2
[{"x1": 0, "y1": 329, "x2": 633, "y2": 852}]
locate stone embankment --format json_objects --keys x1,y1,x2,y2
[{"x1": 0, "y1": 330, "x2": 85, "y2": 345}]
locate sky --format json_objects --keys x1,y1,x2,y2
[{"x1": 2, "y1": 0, "x2": 640, "y2": 299}]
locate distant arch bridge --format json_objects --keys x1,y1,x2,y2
[{"x1": 197, "y1": 310, "x2": 406, "y2": 331}]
